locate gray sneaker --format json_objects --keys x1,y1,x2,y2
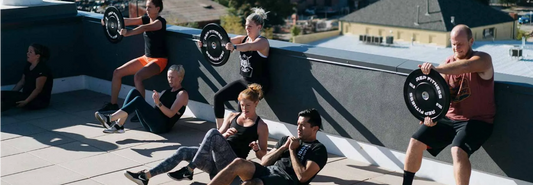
[
  {"x1": 95, "y1": 112, "x2": 113, "y2": 129},
  {"x1": 103, "y1": 123, "x2": 124, "y2": 134}
]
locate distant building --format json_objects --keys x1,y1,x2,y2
[
  {"x1": 340, "y1": 0, "x2": 516, "y2": 47},
  {"x1": 129, "y1": 0, "x2": 227, "y2": 28}
]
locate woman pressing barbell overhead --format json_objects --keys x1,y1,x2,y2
[
  {"x1": 198, "y1": 7, "x2": 271, "y2": 129},
  {"x1": 97, "y1": 0, "x2": 168, "y2": 119}
]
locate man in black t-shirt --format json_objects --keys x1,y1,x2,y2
[{"x1": 208, "y1": 108, "x2": 328, "y2": 185}]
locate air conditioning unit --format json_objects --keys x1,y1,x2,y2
[
  {"x1": 367, "y1": 36, "x2": 374, "y2": 42},
  {"x1": 509, "y1": 48, "x2": 523, "y2": 57},
  {"x1": 386, "y1": 36, "x2": 394, "y2": 44},
  {"x1": 374, "y1": 36, "x2": 383, "y2": 43}
]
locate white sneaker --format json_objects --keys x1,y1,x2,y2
[{"x1": 103, "y1": 123, "x2": 124, "y2": 134}]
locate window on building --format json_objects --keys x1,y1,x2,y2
[{"x1": 483, "y1": 28, "x2": 495, "y2": 39}]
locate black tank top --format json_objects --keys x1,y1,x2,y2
[
  {"x1": 156, "y1": 88, "x2": 186, "y2": 130},
  {"x1": 142, "y1": 15, "x2": 167, "y2": 58},
  {"x1": 226, "y1": 113, "x2": 260, "y2": 158},
  {"x1": 239, "y1": 36, "x2": 269, "y2": 84}
]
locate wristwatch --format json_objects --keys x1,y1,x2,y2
[
  {"x1": 233, "y1": 45, "x2": 237, "y2": 50},
  {"x1": 157, "y1": 102, "x2": 163, "y2": 107}
]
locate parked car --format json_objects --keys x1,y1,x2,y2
[
  {"x1": 519, "y1": 14, "x2": 533, "y2": 24},
  {"x1": 305, "y1": 7, "x2": 316, "y2": 15},
  {"x1": 519, "y1": 16, "x2": 530, "y2": 24}
]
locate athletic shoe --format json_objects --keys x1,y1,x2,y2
[
  {"x1": 94, "y1": 112, "x2": 113, "y2": 129},
  {"x1": 124, "y1": 170, "x2": 148, "y2": 185},
  {"x1": 167, "y1": 166, "x2": 193, "y2": 181},
  {"x1": 98, "y1": 102, "x2": 119, "y2": 113},
  {"x1": 103, "y1": 123, "x2": 124, "y2": 134}
]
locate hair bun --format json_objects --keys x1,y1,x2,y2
[
  {"x1": 248, "y1": 83, "x2": 264, "y2": 100},
  {"x1": 251, "y1": 7, "x2": 268, "y2": 20}
]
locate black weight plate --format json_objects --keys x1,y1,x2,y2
[
  {"x1": 103, "y1": 6, "x2": 124, "y2": 44},
  {"x1": 200, "y1": 23, "x2": 230, "y2": 66},
  {"x1": 403, "y1": 69, "x2": 450, "y2": 121}
]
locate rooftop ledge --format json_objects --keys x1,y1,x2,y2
[{"x1": 2, "y1": 2, "x2": 533, "y2": 185}]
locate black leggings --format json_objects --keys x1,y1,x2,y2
[
  {"x1": 1, "y1": 91, "x2": 49, "y2": 112},
  {"x1": 213, "y1": 79, "x2": 269, "y2": 118},
  {"x1": 214, "y1": 79, "x2": 248, "y2": 118},
  {"x1": 121, "y1": 89, "x2": 170, "y2": 133}
]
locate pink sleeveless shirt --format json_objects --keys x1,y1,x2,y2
[{"x1": 444, "y1": 53, "x2": 496, "y2": 123}]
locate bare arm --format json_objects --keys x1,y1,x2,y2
[
  {"x1": 218, "y1": 112, "x2": 239, "y2": 136},
  {"x1": 23, "y1": 76, "x2": 47, "y2": 103},
  {"x1": 12, "y1": 74, "x2": 25, "y2": 91},
  {"x1": 434, "y1": 52, "x2": 492, "y2": 76},
  {"x1": 234, "y1": 37, "x2": 269, "y2": 52},
  {"x1": 122, "y1": 20, "x2": 163, "y2": 37},
  {"x1": 254, "y1": 120, "x2": 269, "y2": 160},
  {"x1": 289, "y1": 150, "x2": 321, "y2": 183},
  {"x1": 157, "y1": 90, "x2": 188, "y2": 118},
  {"x1": 101, "y1": 17, "x2": 142, "y2": 26},
  {"x1": 230, "y1": 35, "x2": 246, "y2": 45},
  {"x1": 261, "y1": 139, "x2": 289, "y2": 166},
  {"x1": 123, "y1": 17, "x2": 143, "y2": 26}
]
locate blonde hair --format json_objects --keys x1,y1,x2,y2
[
  {"x1": 246, "y1": 7, "x2": 268, "y2": 27},
  {"x1": 238, "y1": 83, "x2": 264, "y2": 102},
  {"x1": 168, "y1": 64, "x2": 185, "y2": 79}
]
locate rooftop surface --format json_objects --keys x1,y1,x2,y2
[
  {"x1": 0, "y1": 90, "x2": 444, "y2": 185},
  {"x1": 340, "y1": 0, "x2": 514, "y2": 32},
  {"x1": 308, "y1": 35, "x2": 533, "y2": 78}
]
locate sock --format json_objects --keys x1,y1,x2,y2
[
  {"x1": 114, "y1": 123, "x2": 122, "y2": 129},
  {"x1": 403, "y1": 170, "x2": 415, "y2": 185},
  {"x1": 186, "y1": 165, "x2": 194, "y2": 173}
]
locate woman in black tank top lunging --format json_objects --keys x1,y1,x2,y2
[
  {"x1": 199, "y1": 7, "x2": 271, "y2": 129},
  {"x1": 95, "y1": 65, "x2": 189, "y2": 134},
  {"x1": 123, "y1": 84, "x2": 269, "y2": 184},
  {"x1": 97, "y1": 0, "x2": 169, "y2": 116}
]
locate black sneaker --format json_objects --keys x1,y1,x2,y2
[
  {"x1": 98, "y1": 102, "x2": 119, "y2": 113},
  {"x1": 130, "y1": 113, "x2": 140, "y2": 122},
  {"x1": 94, "y1": 112, "x2": 113, "y2": 129},
  {"x1": 124, "y1": 170, "x2": 148, "y2": 185},
  {"x1": 167, "y1": 166, "x2": 193, "y2": 181}
]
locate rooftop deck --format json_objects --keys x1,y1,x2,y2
[
  {"x1": 1, "y1": 90, "x2": 443, "y2": 185},
  {"x1": 309, "y1": 35, "x2": 533, "y2": 78}
]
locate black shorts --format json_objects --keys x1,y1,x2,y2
[
  {"x1": 252, "y1": 162, "x2": 296, "y2": 185},
  {"x1": 412, "y1": 117, "x2": 493, "y2": 157}
]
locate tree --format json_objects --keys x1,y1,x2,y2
[
  {"x1": 221, "y1": 14, "x2": 246, "y2": 35},
  {"x1": 498, "y1": 0, "x2": 518, "y2": 6},
  {"x1": 225, "y1": 0, "x2": 295, "y2": 28},
  {"x1": 474, "y1": 0, "x2": 490, "y2": 5},
  {"x1": 214, "y1": 0, "x2": 230, "y2": 7}
]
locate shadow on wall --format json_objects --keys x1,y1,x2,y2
[
  {"x1": 482, "y1": 82, "x2": 533, "y2": 183},
  {"x1": 263, "y1": 45, "x2": 405, "y2": 170}
]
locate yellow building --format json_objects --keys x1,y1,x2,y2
[{"x1": 340, "y1": 0, "x2": 516, "y2": 47}]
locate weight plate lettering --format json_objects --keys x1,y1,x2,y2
[
  {"x1": 403, "y1": 69, "x2": 450, "y2": 121},
  {"x1": 103, "y1": 6, "x2": 124, "y2": 44},
  {"x1": 200, "y1": 23, "x2": 230, "y2": 66}
]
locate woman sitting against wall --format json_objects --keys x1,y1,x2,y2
[{"x1": 2, "y1": 43, "x2": 53, "y2": 112}]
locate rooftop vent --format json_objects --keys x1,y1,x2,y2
[
  {"x1": 450, "y1": 16, "x2": 455, "y2": 25},
  {"x1": 414, "y1": 5, "x2": 420, "y2": 26},
  {"x1": 200, "y1": 4, "x2": 213, "y2": 9},
  {"x1": 425, "y1": 0, "x2": 430, "y2": 16}
]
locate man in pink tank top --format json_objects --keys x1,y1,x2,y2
[{"x1": 402, "y1": 24, "x2": 496, "y2": 185}]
